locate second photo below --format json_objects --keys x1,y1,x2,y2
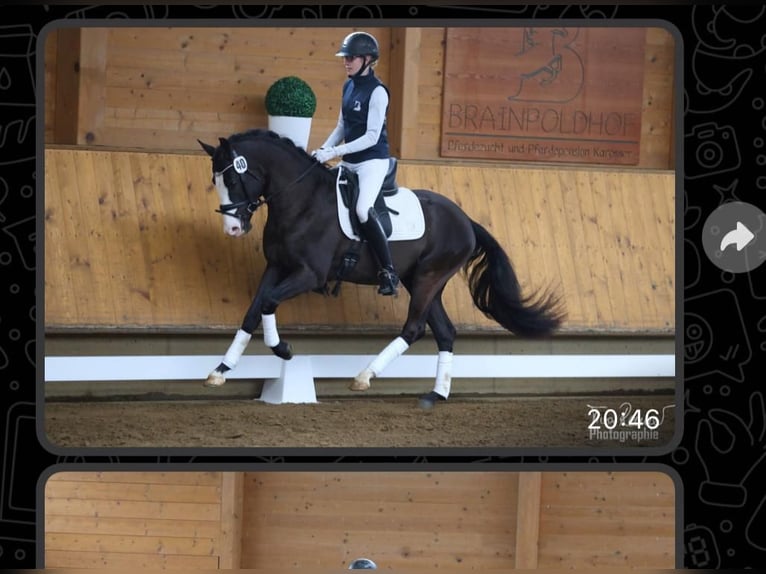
[{"x1": 42, "y1": 469, "x2": 678, "y2": 569}]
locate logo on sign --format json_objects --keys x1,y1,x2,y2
[{"x1": 507, "y1": 27, "x2": 584, "y2": 104}]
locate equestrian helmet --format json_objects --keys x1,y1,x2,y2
[
  {"x1": 336, "y1": 32, "x2": 380, "y2": 61},
  {"x1": 348, "y1": 558, "x2": 378, "y2": 569}
]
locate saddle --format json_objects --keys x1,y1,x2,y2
[
  {"x1": 326, "y1": 158, "x2": 399, "y2": 296},
  {"x1": 334, "y1": 157, "x2": 399, "y2": 238}
]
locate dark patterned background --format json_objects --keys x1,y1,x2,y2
[{"x1": 1, "y1": 3, "x2": 764, "y2": 569}]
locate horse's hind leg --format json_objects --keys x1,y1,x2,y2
[
  {"x1": 419, "y1": 293, "x2": 456, "y2": 409},
  {"x1": 351, "y1": 273, "x2": 441, "y2": 391},
  {"x1": 351, "y1": 336, "x2": 410, "y2": 391}
]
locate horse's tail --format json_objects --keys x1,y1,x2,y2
[{"x1": 465, "y1": 220, "x2": 565, "y2": 337}]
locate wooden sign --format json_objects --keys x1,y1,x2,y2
[{"x1": 441, "y1": 27, "x2": 646, "y2": 165}]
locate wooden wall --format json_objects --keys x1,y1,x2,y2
[
  {"x1": 44, "y1": 148, "x2": 675, "y2": 334},
  {"x1": 43, "y1": 26, "x2": 675, "y2": 169},
  {"x1": 44, "y1": 470, "x2": 676, "y2": 570},
  {"x1": 44, "y1": 471, "x2": 242, "y2": 569},
  {"x1": 240, "y1": 471, "x2": 518, "y2": 569},
  {"x1": 537, "y1": 472, "x2": 675, "y2": 568}
]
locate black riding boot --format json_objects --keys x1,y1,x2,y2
[{"x1": 360, "y1": 211, "x2": 399, "y2": 296}]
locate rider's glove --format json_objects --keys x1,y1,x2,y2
[{"x1": 312, "y1": 146, "x2": 338, "y2": 163}]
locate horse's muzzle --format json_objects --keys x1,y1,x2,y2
[
  {"x1": 221, "y1": 212, "x2": 253, "y2": 237},
  {"x1": 229, "y1": 223, "x2": 252, "y2": 237}
]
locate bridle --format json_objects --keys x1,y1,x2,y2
[
  {"x1": 214, "y1": 157, "x2": 266, "y2": 232},
  {"x1": 214, "y1": 148, "x2": 318, "y2": 233}
]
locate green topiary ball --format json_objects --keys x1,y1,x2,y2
[{"x1": 265, "y1": 76, "x2": 317, "y2": 118}]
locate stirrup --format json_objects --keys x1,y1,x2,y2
[{"x1": 377, "y1": 268, "x2": 399, "y2": 296}]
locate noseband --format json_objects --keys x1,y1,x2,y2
[
  {"x1": 214, "y1": 155, "x2": 266, "y2": 233},
  {"x1": 214, "y1": 150, "x2": 318, "y2": 232}
]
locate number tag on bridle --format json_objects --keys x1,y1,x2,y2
[{"x1": 233, "y1": 155, "x2": 248, "y2": 174}]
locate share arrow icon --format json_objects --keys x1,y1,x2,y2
[
  {"x1": 704, "y1": 202, "x2": 766, "y2": 272},
  {"x1": 720, "y1": 221, "x2": 755, "y2": 252}
]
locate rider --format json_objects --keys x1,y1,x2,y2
[{"x1": 312, "y1": 31, "x2": 399, "y2": 297}]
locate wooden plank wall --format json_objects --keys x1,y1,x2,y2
[
  {"x1": 44, "y1": 471, "x2": 240, "y2": 569},
  {"x1": 243, "y1": 471, "x2": 674, "y2": 570},
  {"x1": 44, "y1": 27, "x2": 390, "y2": 154},
  {"x1": 537, "y1": 471, "x2": 676, "y2": 568},
  {"x1": 44, "y1": 148, "x2": 675, "y2": 333},
  {"x1": 43, "y1": 26, "x2": 675, "y2": 169},
  {"x1": 240, "y1": 472, "x2": 518, "y2": 569},
  {"x1": 43, "y1": 471, "x2": 675, "y2": 570}
]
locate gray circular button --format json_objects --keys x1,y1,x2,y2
[{"x1": 702, "y1": 201, "x2": 766, "y2": 273}]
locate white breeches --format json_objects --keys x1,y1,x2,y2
[{"x1": 341, "y1": 158, "x2": 389, "y2": 222}]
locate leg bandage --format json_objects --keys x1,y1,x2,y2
[
  {"x1": 222, "y1": 329, "x2": 252, "y2": 369},
  {"x1": 433, "y1": 351, "x2": 453, "y2": 399},
  {"x1": 261, "y1": 313, "x2": 280, "y2": 348},
  {"x1": 368, "y1": 336, "x2": 409, "y2": 376}
]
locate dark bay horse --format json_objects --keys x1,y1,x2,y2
[{"x1": 199, "y1": 129, "x2": 565, "y2": 407}]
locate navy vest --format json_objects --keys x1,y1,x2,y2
[{"x1": 341, "y1": 72, "x2": 390, "y2": 163}]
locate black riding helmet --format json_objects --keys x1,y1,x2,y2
[
  {"x1": 336, "y1": 31, "x2": 380, "y2": 60},
  {"x1": 348, "y1": 558, "x2": 377, "y2": 569},
  {"x1": 336, "y1": 32, "x2": 379, "y2": 77}
]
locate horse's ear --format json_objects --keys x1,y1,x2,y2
[
  {"x1": 198, "y1": 139, "x2": 216, "y2": 157},
  {"x1": 218, "y1": 137, "x2": 231, "y2": 153}
]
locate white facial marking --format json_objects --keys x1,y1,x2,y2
[{"x1": 214, "y1": 173, "x2": 243, "y2": 237}]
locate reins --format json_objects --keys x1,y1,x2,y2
[{"x1": 263, "y1": 158, "x2": 319, "y2": 205}]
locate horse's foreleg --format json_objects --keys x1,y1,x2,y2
[
  {"x1": 204, "y1": 328, "x2": 254, "y2": 387},
  {"x1": 206, "y1": 328, "x2": 260, "y2": 387},
  {"x1": 260, "y1": 312, "x2": 292, "y2": 360},
  {"x1": 259, "y1": 265, "x2": 321, "y2": 359},
  {"x1": 204, "y1": 265, "x2": 281, "y2": 388}
]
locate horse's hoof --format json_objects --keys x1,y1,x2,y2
[
  {"x1": 204, "y1": 371, "x2": 226, "y2": 388},
  {"x1": 418, "y1": 391, "x2": 447, "y2": 410},
  {"x1": 271, "y1": 341, "x2": 293, "y2": 360},
  {"x1": 350, "y1": 369, "x2": 372, "y2": 391},
  {"x1": 350, "y1": 379, "x2": 371, "y2": 391}
]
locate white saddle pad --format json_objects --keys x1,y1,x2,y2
[{"x1": 335, "y1": 168, "x2": 426, "y2": 241}]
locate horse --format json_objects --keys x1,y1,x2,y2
[{"x1": 198, "y1": 129, "x2": 565, "y2": 408}]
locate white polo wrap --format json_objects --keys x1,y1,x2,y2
[
  {"x1": 261, "y1": 313, "x2": 280, "y2": 347},
  {"x1": 222, "y1": 329, "x2": 252, "y2": 368},
  {"x1": 434, "y1": 351, "x2": 454, "y2": 398},
  {"x1": 368, "y1": 336, "x2": 409, "y2": 376}
]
